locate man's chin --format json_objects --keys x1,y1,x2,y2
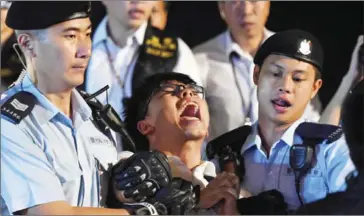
[{"x1": 181, "y1": 128, "x2": 207, "y2": 141}]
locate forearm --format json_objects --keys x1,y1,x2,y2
[
  {"x1": 70, "y1": 206, "x2": 130, "y2": 215},
  {"x1": 23, "y1": 201, "x2": 130, "y2": 215},
  {"x1": 319, "y1": 73, "x2": 357, "y2": 125}
]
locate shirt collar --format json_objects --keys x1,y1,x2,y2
[
  {"x1": 241, "y1": 117, "x2": 306, "y2": 155},
  {"x1": 224, "y1": 28, "x2": 274, "y2": 59},
  {"x1": 93, "y1": 16, "x2": 147, "y2": 48},
  {"x1": 17, "y1": 72, "x2": 92, "y2": 125}
]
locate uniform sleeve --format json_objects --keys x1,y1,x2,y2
[
  {"x1": 173, "y1": 38, "x2": 203, "y2": 87},
  {"x1": 1, "y1": 118, "x2": 66, "y2": 214},
  {"x1": 324, "y1": 135, "x2": 356, "y2": 193}
]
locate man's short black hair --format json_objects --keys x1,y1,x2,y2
[
  {"x1": 124, "y1": 72, "x2": 196, "y2": 151},
  {"x1": 341, "y1": 80, "x2": 364, "y2": 171}
]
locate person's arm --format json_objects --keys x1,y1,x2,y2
[
  {"x1": 174, "y1": 38, "x2": 204, "y2": 87},
  {"x1": 21, "y1": 201, "x2": 130, "y2": 215},
  {"x1": 1, "y1": 119, "x2": 129, "y2": 215},
  {"x1": 319, "y1": 35, "x2": 363, "y2": 125}
]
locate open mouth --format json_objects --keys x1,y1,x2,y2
[
  {"x1": 271, "y1": 98, "x2": 292, "y2": 113},
  {"x1": 180, "y1": 102, "x2": 201, "y2": 121}
]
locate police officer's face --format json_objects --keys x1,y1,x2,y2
[
  {"x1": 219, "y1": 1, "x2": 270, "y2": 39},
  {"x1": 138, "y1": 80, "x2": 209, "y2": 145},
  {"x1": 253, "y1": 54, "x2": 322, "y2": 124},
  {"x1": 31, "y1": 18, "x2": 92, "y2": 89},
  {"x1": 103, "y1": 1, "x2": 158, "y2": 30}
]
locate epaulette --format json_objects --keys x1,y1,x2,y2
[
  {"x1": 1, "y1": 91, "x2": 37, "y2": 124},
  {"x1": 206, "y1": 125, "x2": 252, "y2": 160},
  {"x1": 295, "y1": 122, "x2": 343, "y2": 144}
]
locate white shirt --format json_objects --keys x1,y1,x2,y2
[
  {"x1": 194, "y1": 29, "x2": 322, "y2": 142},
  {"x1": 86, "y1": 17, "x2": 202, "y2": 119}
]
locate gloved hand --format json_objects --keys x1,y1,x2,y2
[
  {"x1": 237, "y1": 189, "x2": 288, "y2": 215},
  {"x1": 110, "y1": 150, "x2": 172, "y2": 203},
  {"x1": 147, "y1": 178, "x2": 199, "y2": 215}
]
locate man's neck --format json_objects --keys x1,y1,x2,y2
[
  {"x1": 230, "y1": 29, "x2": 265, "y2": 57},
  {"x1": 153, "y1": 138, "x2": 203, "y2": 170},
  {"x1": 107, "y1": 16, "x2": 136, "y2": 48},
  {"x1": 257, "y1": 116, "x2": 294, "y2": 156},
  {"x1": 34, "y1": 76, "x2": 73, "y2": 119}
]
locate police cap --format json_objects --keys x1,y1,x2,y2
[
  {"x1": 5, "y1": 1, "x2": 91, "y2": 30},
  {"x1": 254, "y1": 29, "x2": 324, "y2": 72}
]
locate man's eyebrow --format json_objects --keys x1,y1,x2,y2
[
  {"x1": 271, "y1": 63, "x2": 307, "y2": 74},
  {"x1": 62, "y1": 24, "x2": 92, "y2": 33}
]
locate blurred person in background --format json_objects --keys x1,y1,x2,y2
[
  {"x1": 150, "y1": 0, "x2": 169, "y2": 30},
  {"x1": 85, "y1": 1, "x2": 201, "y2": 127},
  {"x1": 193, "y1": 1, "x2": 323, "y2": 146},
  {"x1": 1, "y1": 1, "x2": 23, "y2": 93}
]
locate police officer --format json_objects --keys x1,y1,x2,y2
[
  {"x1": 193, "y1": 1, "x2": 323, "y2": 145},
  {"x1": 0, "y1": 2, "x2": 138, "y2": 215},
  {"x1": 235, "y1": 29, "x2": 356, "y2": 211}
]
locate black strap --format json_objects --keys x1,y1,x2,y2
[
  {"x1": 131, "y1": 23, "x2": 179, "y2": 95},
  {"x1": 1, "y1": 91, "x2": 37, "y2": 124}
]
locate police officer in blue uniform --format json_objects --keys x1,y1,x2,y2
[
  {"x1": 0, "y1": 2, "x2": 145, "y2": 215},
  {"x1": 234, "y1": 29, "x2": 356, "y2": 211}
]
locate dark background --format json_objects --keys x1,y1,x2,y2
[{"x1": 90, "y1": 1, "x2": 364, "y2": 109}]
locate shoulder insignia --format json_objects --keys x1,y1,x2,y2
[
  {"x1": 295, "y1": 122, "x2": 343, "y2": 144},
  {"x1": 206, "y1": 125, "x2": 252, "y2": 160},
  {"x1": 1, "y1": 91, "x2": 37, "y2": 124}
]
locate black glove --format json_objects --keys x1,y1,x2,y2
[
  {"x1": 147, "y1": 178, "x2": 199, "y2": 215},
  {"x1": 110, "y1": 150, "x2": 172, "y2": 203},
  {"x1": 237, "y1": 189, "x2": 288, "y2": 215}
]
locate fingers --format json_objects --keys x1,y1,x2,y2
[
  {"x1": 114, "y1": 172, "x2": 148, "y2": 190},
  {"x1": 211, "y1": 172, "x2": 240, "y2": 191},
  {"x1": 115, "y1": 180, "x2": 159, "y2": 203}
]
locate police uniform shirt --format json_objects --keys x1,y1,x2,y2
[
  {"x1": 240, "y1": 117, "x2": 355, "y2": 210},
  {"x1": 1, "y1": 73, "x2": 119, "y2": 215},
  {"x1": 86, "y1": 17, "x2": 202, "y2": 119},
  {"x1": 193, "y1": 29, "x2": 322, "y2": 142}
]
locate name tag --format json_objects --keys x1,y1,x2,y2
[
  {"x1": 88, "y1": 136, "x2": 113, "y2": 147},
  {"x1": 285, "y1": 167, "x2": 322, "y2": 177}
]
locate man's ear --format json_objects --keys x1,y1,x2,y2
[
  {"x1": 311, "y1": 79, "x2": 323, "y2": 99},
  {"x1": 137, "y1": 119, "x2": 154, "y2": 136},
  {"x1": 218, "y1": 2, "x2": 226, "y2": 20},
  {"x1": 253, "y1": 65, "x2": 261, "y2": 85},
  {"x1": 18, "y1": 33, "x2": 36, "y2": 57}
]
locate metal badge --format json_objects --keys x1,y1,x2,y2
[{"x1": 298, "y1": 39, "x2": 312, "y2": 55}]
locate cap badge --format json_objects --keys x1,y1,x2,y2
[{"x1": 298, "y1": 39, "x2": 312, "y2": 55}]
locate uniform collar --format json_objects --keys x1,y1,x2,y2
[
  {"x1": 241, "y1": 117, "x2": 305, "y2": 155},
  {"x1": 224, "y1": 28, "x2": 274, "y2": 60},
  {"x1": 18, "y1": 72, "x2": 92, "y2": 125},
  {"x1": 93, "y1": 16, "x2": 147, "y2": 48}
]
